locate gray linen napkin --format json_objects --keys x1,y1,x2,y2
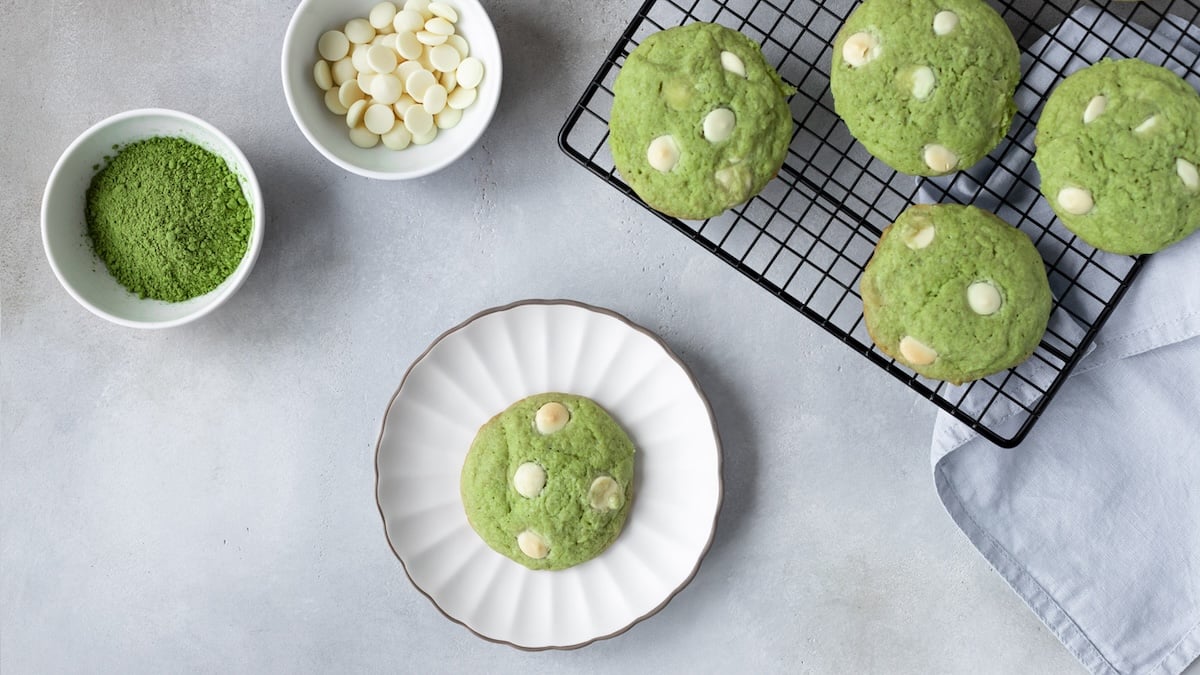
[{"x1": 924, "y1": 6, "x2": 1200, "y2": 674}]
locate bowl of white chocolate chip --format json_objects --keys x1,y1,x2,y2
[{"x1": 282, "y1": 0, "x2": 500, "y2": 179}]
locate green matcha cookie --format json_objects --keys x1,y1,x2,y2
[
  {"x1": 1034, "y1": 58, "x2": 1200, "y2": 255},
  {"x1": 860, "y1": 204, "x2": 1051, "y2": 384},
  {"x1": 608, "y1": 22, "x2": 795, "y2": 220},
  {"x1": 460, "y1": 393, "x2": 635, "y2": 571},
  {"x1": 830, "y1": 0, "x2": 1019, "y2": 176}
]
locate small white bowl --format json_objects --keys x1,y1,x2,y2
[
  {"x1": 41, "y1": 108, "x2": 265, "y2": 329},
  {"x1": 281, "y1": 0, "x2": 502, "y2": 180}
]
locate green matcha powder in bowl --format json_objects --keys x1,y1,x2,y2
[{"x1": 42, "y1": 109, "x2": 264, "y2": 328}]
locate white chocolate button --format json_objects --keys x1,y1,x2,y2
[
  {"x1": 1178, "y1": 158, "x2": 1199, "y2": 191},
  {"x1": 436, "y1": 106, "x2": 462, "y2": 129},
  {"x1": 367, "y1": 44, "x2": 399, "y2": 74},
  {"x1": 899, "y1": 336, "x2": 938, "y2": 366},
  {"x1": 381, "y1": 124, "x2": 413, "y2": 150},
  {"x1": 446, "y1": 34, "x2": 470, "y2": 58},
  {"x1": 703, "y1": 108, "x2": 736, "y2": 143},
  {"x1": 910, "y1": 65, "x2": 935, "y2": 100},
  {"x1": 517, "y1": 531, "x2": 548, "y2": 559},
  {"x1": 397, "y1": 60, "x2": 424, "y2": 82},
  {"x1": 1057, "y1": 186, "x2": 1094, "y2": 215},
  {"x1": 967, "y1": 281, "x2": 1002, "y2": 315},
  {"x1": 324, "y1": 87, "x2": 349, "y2": 115},
  {"x1": 425, "y1": 16, "x2": 455, "y2": 35},
  {"x1": 370, "y1": 2, "x2": 398, "y2": 29},
  {"x1": 351, "y1": 44, "x2": 371, "y2": 73},
  {"x1": 313, "y1": 60, "x2": 333, "y2": 90},
  {"x1": 715, "y1": 165, "x2": 751, "y2": 195},
  {"x1": 429, "y1": 1, "x2": 458, "y2": 22},
  {"x1": 446, "y1": 86, "x2": 476, "y2": 110},
  {"x1": 647, "y1": 135, "x2": 681, "y2": 172},
  {"x1": 1083, "y1": 95, "x2": 1106, "y2": 124},
  {"x1": 417, "y1": 30, "x2": 448, "y2": 46},
  {"x1": 588, "y1": 476, "x2": 623, "y2": 511},
  {"x1": 534, "y1": 402, "x2": 570, "y2": 434},
  {"x1": 348, "y1": 125, "x2": 380, "y2": 148},
  {"x1": 933, "y1": 10, "x2": 959, "y2": 35},
  {"x1": 371, "y1": 74, "x2": 404, "y2": 104},
  {"x1": 456, "y1": 57, "x2": 484, "y2": 89},
  {"x1": 345, "y1": 99, "x2": 369, "y2": 129},
  {"x1": 393, "y1": 94, "x2": 419, "y2": 119},
  {"x1": 356, "y1": 71, "x2": 377, "y2": 97},
  {"x1": 405, "y1": 0, "x2": 432, "y2": 17},
  {"x1": 403, "y1": 105, "x2": 435, "y2": 135},
  {"x1": 441, "y1": 69, "x2": 457, "y2": 92},
  {"x1": 720, "y1": 50, "x2": 746, "y2": 77},
  {"x1": 411, "y1": 125, "x2": 438, "y2": 145},
  {"x1": 364, "y1": 103, "x2": 397, "y2": 135},
  {"x1": 318, "y1": 30, "x2": 350, "y2": 61},
  {"x1": 923, "y1": 144, "x2": 958, "y2": 173},
  {"x1": 842, "y1": 31, "x2": 880, "y2": 68},
  {"x1": 904, "y1": 224, "x2": 935, "y2": 249},
  {"x1": 345, "y1": 18, "x2": 376, "y2": 44},
  {"x1": 331, "y1": 57, "x2": 357, "y2": 86},
  {"x1": 429, "y1": 44, "x2": 461, "y2": 72},
  {"x1": 513, "y1": 462, "x2": 547, "y2": 498},
  {"x1": 405, "y1": 68, "x2": 438, "y2": 102},
  {"x1": 395, "y1": 30, "x2": 423, "y2": 60},
  {"x1": 423, "y1": 84, "x2": 448, "y2": 114},
  {"x1": 338, "y1": 79, "x2": 366, "y2": 108},
  {"x1": 393, "y1": 9, "x2": 424, "y2": 33},
  {"x1": 1134, "y1": 115, "x2": 1158, "y2": 134}
]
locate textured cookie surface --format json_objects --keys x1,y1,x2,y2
[
  {"x1": 461, "y1": 393, "x2": 635, "y2": 571},
  {"x1": 860, "y1": 204, "x2": 1051, "y2": 384},
  {"x1": 1034, "y1": 58, "x2": 1200, "y2": 255},
  {"x1": 830, "y1": 0, "x2": 1019, "y2": 176},
  {"x1": 609, "y1": 22, "x2": 795, "y2": 220}
]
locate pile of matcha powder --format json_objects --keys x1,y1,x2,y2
[{"x1": 85, "y1": 136, "x2": 252, "y2": 302}]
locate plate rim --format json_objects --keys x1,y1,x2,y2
[{"x1": 373, "y1": 298, "x2": 725, "y2": 650}]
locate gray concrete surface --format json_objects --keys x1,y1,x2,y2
[{"x1": 2, "y1": 1, "x2": 1196, "y2": 673}]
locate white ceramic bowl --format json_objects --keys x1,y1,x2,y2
[
  {"x1": 282, "y1": 0, "x2": 502, "y2": 179},
  {"x1": 41, "y1": 109, "x2": 265, "y2": 329}
]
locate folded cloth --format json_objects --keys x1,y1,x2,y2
[{"x1": 926, "y1": 6, "x2": 1200, "y2": 674}]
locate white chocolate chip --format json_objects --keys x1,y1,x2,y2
[
  {"x1": 367, "y1": 43, "x2": 399, "y2": 74},
  {"x1": 456, "y1": 57, "x2": 484, "y2": 89},
  {"x1": 1178, "y1": 158, "x2": 1199, "y2": 191},
  {"x1": 416, "y1": 30, "x2": 448, "y2": 46},
  {"x1": 345, "y1": 98, "x2": 369, "y2": 129},
  {"x1": 423, "y1": 84, "x2": 448, "y2": 114},
  {"x1": 381, "y1": 124, "x2": 413, "y2": 150},
  {"x1": 318, "y1": 30, "x2": 350, "y2": 61},
  {"x1": 337, "y1": 79, "x2": 366, "y2": 108},
  {"x1": 446, "y1": 34, "x2": 470, "y2": 59},
  {"x1": 393, "y1": 9, "x2": 424, "y2": 33},
  {"x1": 364, "y1": 103, "x2": 397, "y2": 135},
  {"x1": 436, "y1": 106, "x2": 463, "y2": 129},
  {"x1": 923, "y1": 144, "x2": 958, "y2": 173},
  {"x1": 344, "y1": 18, "x2": 377, "y2": 44},
  {"x1": 429, "y1": 44, "x2": 461, "y2": 72},
  {"x1": 411, "y1": 125, "x2": 438, "y2": 145},
  {"x1": 517, "y1": 531, "x2": 549, "y2": 559},
  {"x1": 534, "y1": 402, "x2": 570, "y2": 434},
  {"x1": 370, "y1": 2, "x2": 398, "y2": 30},
  {"x1": 371, "y1": 74, "x2": 403, "y2": 105},
  {"x1": 842, "y1": 31, "x2": 881, "y2": 68},
  {"x1": 348, "y1": 125, "x2": 380, "y2": 148},
  {"x1": 967, "y1": 281, "x2": 1003, "y2": 316},
  {"x1": 429, "y1": 2, "x2": 459, "y2": 23},
  {"x1": 588, "y1": 476, "x2": 624, "y2": 511},
  {"x1": 933, "y1": 11, "x2": 959, "y2": 36},
  {"x1": 904, "y1": 224, "x2": 935, "y2": 249},
  {"x1": 1057, "y1": 186, "x2": 1094, "y2": 215},
  {"x1": 899, "y1": 336, "x2": 938, "y2": 366},
  {"x1": 425, "y1": 16, "x2": 455, "y2": 36},
  {"x1": 647, "y1": 135, "x2": 682, "y2": 172},
  {"x1": 1083, "y1": 95, "x2": 1106, "y2": 124},
  {"x1": 395, "y1": 30, "x2": 423, "y2": 60},
  {"x1": 909, "y1": 66, "x2": 936, "y2": 101},
  {"x1": 313, "y1": 60, "x2": 333, "y2": 90},
  {"x1": 1134, "y1": 116, "x2": 1158, "y2": 134},
  {"x1": 351, "y1": 43, "x2": 372, "y2": 73},
  {"x1": 703, "y1": 108, "x2": 736, "y2": 143},
  {"x1": 331, "y1": 57, "x2": 357, "y2": 86},
  {"x1": 403, "y1": 105, "x2": 434, "y2": 135},
  {"x1": 720, "y1": 50, "x2": 746, "y2": 77},
  {"x1": 324, "y1": 87, "x2": 349, "y2": 115},
  {"x1": 405, "y1": 68, "x2": 438, "y2": 102},
  {"x1": 513, "y1": 462, "x2": 547, "y2": 498},
  {"x1": 446, "y1": 86, "x2": 477, "y2": 110},
  {"x1": 356, "y1": 71, "x2": 377, "y2": 98},
  {"x1": 393, "y1": 93, "x2": 419, "y2": 119}
]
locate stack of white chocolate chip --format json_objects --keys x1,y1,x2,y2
[{"x1": 313, "y1": 0, "x2": 485, "y2": 150}]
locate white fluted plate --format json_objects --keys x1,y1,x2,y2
[{"x1": 375, "y1": 300, "x2": 723, "y2": 649}]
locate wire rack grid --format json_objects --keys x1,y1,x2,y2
[{"x1": 558, "y1": 0, "x2": 1200, "y2": 447}]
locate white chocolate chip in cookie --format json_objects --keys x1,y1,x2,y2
[
  {"x1": 909, "y1": 66, "x2": 936, "y2": 101},
  {"x1": 703, "y1": 108, "x2": 736, "y2": 143},
  {"x1": 967, "y1": 281, "x2": 1003, "y2": 316},
  {"x1": 1178, "y1": 158, "x2": 1199, "y2": 191},
  {"x1": 904, "y1": 223, "x2": 935, "y2": 249},
  {"x1": 899, "y1": 336, "x2": 938, "y2": 366},
  {"x1": 842, "y1": 31, "x2": 881, "y2": 68},
  {"x1": 517, "y1": 531, "x2": 549, "y2": 559},
  {"x1": 588, "y1": 476, "x2": 624, "y2": 511},
  {"x1": 720, "y1": 50, "x2": 747, "y2": 77},
  {"x1": 1057, "y1": 186, "x2": 1094, "y2": 215},
  {"x1": 513, "y1": 462, "x2": 547, "y2": 498},
  {"x1": 923, "y1": 144, "x2": 958, "y2": 173},
  {"x1": 534, "y1": 402, "x2": 570, "y2": 434},
  {"x1": 933, "y1": 11, "x2": 959, "y2": 36},
  {"x1": 647, "y1": 135, "x2": 682, "y2": 172},
  {"x1": 1083, "y1": 95, "x2": 1107, "y2": 124},
  {"x1": 715, "y1": 164, "x2": 752, "y2": 197},
  {"x1": 1134, "y1": 116, "x2": 1159, "y2": 134}
]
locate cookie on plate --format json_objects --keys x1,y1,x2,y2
[
  {"x1": 829, "y1": 0, "x2": 1019, "y2": 176},
  {"x1": 461, "y1": 393, "x2": 635, "y2": 571},
  {"x1": 608, "y1": 22, "x2": 795, "y2": 220},
  {"x1": 860, "y1": 204, "x2": 1052, "y2": 384},
  {"x1": 1034, "y1": 58, "x2": 1200, "y2": 255}
]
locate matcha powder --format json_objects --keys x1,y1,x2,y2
[{"x1": 85, "y1": 137, "x2": 252, "y2": 302}]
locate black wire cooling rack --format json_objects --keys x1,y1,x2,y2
[{"x1": 558, "y1": 0, "x2": 1200, "y2": 447}]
